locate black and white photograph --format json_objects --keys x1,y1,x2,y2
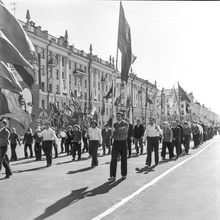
[{"x1": 1, "y1": 0, "x2": 220, "y2": 219}]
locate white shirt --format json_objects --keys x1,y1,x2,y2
[
  {"x1": 60, "y1": 131, "x2": 67, "y2": 138},
  {"x1": 87, "y1": 127, "x2": 102, "y2": 142},
  {"x1": 144, "y1": 124, "x2": 161, "y2": 139},
  {"x1": 38, "y1": 128, "x2": 58, "y2": 144}
]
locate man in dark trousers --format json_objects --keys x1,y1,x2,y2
[
  {"x1": 108, "y1": 111, "x2": 128, "y2": 181},
  {"x1": 133, "y1": 119, "x2": 145, "y2": 155},
  {"x1": 0, "y1": 119, "x2": 13, "y2": 178},
  {"x1": 143, "y1": 117, "x2": 161, "y2": 166},
  {"x1": 125, "y1": 118, "x2": 133, "y2": 158},
  {"x1": 101, "y1": 124, "x2": 112, "y2": 155},
  {"x1": 171, "y1": 121, "x2": 181, "y2": 158},
  {"x1": 182, "y1": 121, "x2": 191, "y2": 154}
]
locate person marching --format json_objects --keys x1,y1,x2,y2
[
  {"x1": 125, "y1": 118, "x2": 133, "y2": 158},
  {"x1": 182, "y1": 121, "x2": 191, "y2": 154},
  {"x1": 87, "y1": 120, "x2": 102, "y2": 167},
  {"x1": 0, "y1": 119, "x2": 13, "y2": 178},
  {"x1": 38, "y1": 121, "x2": 58, "y2": 167},
  {"x1": 33, "y1": 127, "x2": 43, "y2": 161},
  {"x1": 161, "y1": 121, "x2": 174, "y2": 160},
  {"x1": 171, "y1": 121, "x2": 181, "y2": 158},
  {"x1": 9, "y1": 127, "x2": 21, "y2": 161},
  {"x1": 101, "y1": 124, "x2": 112, "y2": 155},
  {"x1": 108, "y1": 112, "x2": 129, "y2": 181},
  {"x1": 59, "y1": 126, "x2": 66, "y2": 154},
  {"x1": 72, "y1": 125, "x2": 82, "y2": 161},
  {"x1": 133, "y1": 119, "x2": 145, "y2": 155},
  {"x1": 23, "y1": 128, "x2": 34, "y2": 158},
  {"x1": 65, "y1": 126, "x2": 74, "y2": 156},
  {"x1": 143, "y1": 117, "x2": 161, "y2": 166},
  {"x1": 82, "y1": 126, "x2": 89, "y2": 154}
]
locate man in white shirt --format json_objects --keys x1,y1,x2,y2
[
  {"x1": 143, "y1": 117, "x2": 161, "y2": 166},
  {"x1": 87, "y1": 120, "x2": 102, "y2": 168},
  {"x1": 38, "y1": 121, "x2": 58, "y2": 167}
]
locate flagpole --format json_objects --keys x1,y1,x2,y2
[{"x1": 177, "y1": 82, "x2": 182, "y2": 122}]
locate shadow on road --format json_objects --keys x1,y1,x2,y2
[
  {"x1": 67, "y1": 166, "x2": 93, "y2": 175},
  {"x1": 14, "y1": 166, "x2": 47, "y2": 173},
  {"x1": 135, "y1": 164, "x2": 157, "y2": 174},
  {"x1": 33, "y1": 179, "x2": 123, "y2": 220}
]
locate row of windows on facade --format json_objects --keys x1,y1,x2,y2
[{"x1": 39, "y1": 47, "x2": 113, "y2": 81}]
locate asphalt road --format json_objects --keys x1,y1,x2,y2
[{"x1": 1, "y1": 137, "x2": 219, "y2": 220}]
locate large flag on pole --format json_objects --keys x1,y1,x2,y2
[
  {"x1": 104, "y1": 84, "x2": 113, "y2": 99},
  {"x1": 0, "y1": 3, "x2": 37, "y2": 87},
  {"x1": 178, "y1": 83, "x2": 191, "y2": 103},
  {"x1": 118, "y1": 2, "x2": 132, "y2": 82}
]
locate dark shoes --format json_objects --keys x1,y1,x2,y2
[
  {"x1": 122, "y1": 176, "x2": 127, "y2": 180},
  {"x1": 108, "y1": 176, "x2": 116, "y2": 182},
  {"x1": 5, "y1": 173, "x2": 12, "y2": 179}
]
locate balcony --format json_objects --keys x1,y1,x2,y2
[
  {"x1": 72, "y1": 68, "x2": 87, "y2": 77},
  {"x1": 48, "y1": 58, "x2": 58, "y2": 67}
]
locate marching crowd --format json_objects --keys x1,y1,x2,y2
[{"x1": 0, "y1": 112, "x2": 218, "y2": 180}]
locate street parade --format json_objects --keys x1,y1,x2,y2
[{"x1": 1, "y1": 1, "x2": 220, "y2": 220}]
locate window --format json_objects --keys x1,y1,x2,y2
[
  {"x1": 84, "y1": 66, "x2": 87, "y2": 73},
  {"x1": 84, "y1": 80, "x2": 87, "y2": 88},
  {"x1": 49, "y1": 67, "x2": 52, "y2": 78},
  {"x1": 56, "y1": 70, "x2": 59, "y2": 79},
  {"x1": 98, "y1": 94, "x2": 100, "y2": 101},
  {"x1": 41, "y1": 100, "x2": 45, "y2": 109},
  {"x1": 41, "y1": 65, "x2": 45, "y2": 75},
  {"x1": 106, "y1": 85, "x2": 108, "y2": 92},
  {"x1": 85, "y1": 92, "x2": 87, "y2": 100},
  {"x1": 41, "y1": 48, "x2": 45, "y2": 59},
  {"x1": 62, "y1": 57, "x2": 65, "y2": 66},
  {"x1": 74, "y1": 90, "x2": 77, "y2": 97},
  {"x1": 74, "y1": 76, "x2": 77, "y2": 86},
  {"x1": 69, "y1": 75, "x2": 71, "y2": 84},
  {"x1": 98, "y1": 82, "x2": 100, "y2": 90},
  {"x1": 102, "y1": 83, "x2": 104, "y2": 92},
  {"x1": 69, "y1": 61, "x2": 71, "y2": 69},
  {"x1": 41, "y1": 82, "x2": 45, "y2": 92},
  {"x1": 62, "y1": 72, "x2": 64, "y2": 79},
  {"x1": 56, "y1": 85, "x2": 59, "y2": 94},
  {"x1": 106, "y1": 108, "x2": 108, "y2": 115},
  {"x1": 98, "y1": 106, "x2": 101, "y2": 113},
  {"x1": 49, "y1": 84, "x2": 52, "y2": 93}
]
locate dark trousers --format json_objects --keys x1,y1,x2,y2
[
  {"x1": 10, "y1": 144, "x2": 17, "y2": 161},
  {"x1": 134, "y1": 138, "x2": 143, "y2": 154},
  {"x1": 34, "y1": 142, "x2": 42, "y2": 160},
  {"x1": 65, "y1": 139, "x2": 71, "y2": 155},
  {"x1": 89, "y1": 140, "x2": 99, "y2": 166},
  {"x1": 146, "y1": 137, "x2": 159, "y2": 166},
  {"x1": 24, "y1": 144, "x2": 33, "y2": 158},
  {"x1": 0, "y1": 146, "x2": 12, "y2": 177},
  {"x1": 172, "y1": 139, "x2": 181, "y2": 156},
  {"x1": 110, "y1": 140, "x2": 127, "y2": 177},
  {"x1": 43, "y1": 141, "x2": 53, "y2": 165},
  {"x1": 102, "y1": 139, "x2": 111, "y2": 155},
  {"x1": 183, "y1": 135, "x2": 191, "y2": 154},
  {"x1": 82, "y1": 137, "x2": 88, "y2": 153},
  {"x1": 161, "y1": 141, "x2": 174, "y2": 159},
  {"x1": 72, "y1": 142, "x2": 81, "y2": 160},
  {"x1": 60, "y1": 138, "x2": 66, "y2": 152},
  {"x1": 127, "y1": 137, "x2": 132, "y2": 157},
  {"x1": 53, "y1": 141, "x2": 58, "y2": 158}
]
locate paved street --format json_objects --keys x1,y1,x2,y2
[{"x1": 1, "y1": 137, "x2": 220, "y2": 220}]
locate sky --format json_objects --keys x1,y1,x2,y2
[{"x1": 3, "y1": 0, "x2": 220, "y2": 115}]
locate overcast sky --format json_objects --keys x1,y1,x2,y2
[{"x1": 3, "y1": 0, "x2": 220, "y2": 115}]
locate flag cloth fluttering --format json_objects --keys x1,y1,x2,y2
[
  {"x1": 104, "y1": 84, "x2": 113, "y2": 100},
  {"x1": 115, "y1": 95, "x2": 121, "y2": 106},
  {"x1": 118, "y1": 2, "x2": 132, "y2": 82},
  {"x1": 0, "y1": 3, "x2": 37, "y2": 87},
  {"x1": 178, "y1": 83, "x2": 191, "y2": 103},
  {"x1": 101, "y1": 97, "x2": 105, "y2": 115}
]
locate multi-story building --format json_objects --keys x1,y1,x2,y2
[{"x1": 17, "y1": 10, "x2": 157, "y2": 128}]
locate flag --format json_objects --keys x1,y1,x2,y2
[
  {"x1": 0, "y1": 3, "x2": 37, "y2": 87},
  {"x1": 0, "y1": 62, "x2": 22, "y2": 94},
  {"x1": 178, "y1": 83, "x2": 191, "y2": 103},
  {"x1": 115, "y1": 94, "x2": 121, "y2": 106},
  {"x1": 70, "y1": 90, "x2": 81, "y2": 111},
  {"x1": 0, "y1": 89, "x2": 32, "y2": 129},
  {"x1": 118, "y1": 2, "x2": 132, "y2": 82},
  {"x1": 131, "y1": 53, "x2": 137, "y2": 64},
  {"x1": 104, "y1": 84, "x2": 113, "y2": 99},
  {"x1": 101, "y1": 97, "x2": 105, "y2": 115},
  {"x1": 145, "y1": 88, "x2": 153, "y2": 105}
]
